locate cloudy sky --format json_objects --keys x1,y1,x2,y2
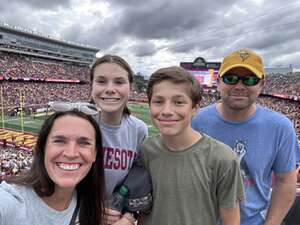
[{"x1": 1, "y1": 0, "x2": 300, "y2": 75}]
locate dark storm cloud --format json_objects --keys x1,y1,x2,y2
[
  {"x1": 241, "y1": 22, "x2": 300, "y2": 52},
  {"x1": 0, "y1": 0, "x2": 72, "y2": 34},
  {"x1": 8, "y1": 0, "x2": 71, "y2": 9},
  {"x1": 119, "y1": 3, "x2": 198, "y2": 40},
  {"x1": 167, "y1": 29, "x2": 228, "y2": 54},
  {"x1": 169, "y1": 41, "x2": 198, "y2": 53},
  {"x1": 129, "y1": 41, "x2": 157, "y2": 57},
  {"x1": 177, "y1": 1, "x2": 300, "y2": 59},
  {"x1": 64, "y1": 0, "x2": 234, "y2": 52},
  {"x1": 62, "y1": 19, "x2": 123, "y2": 51},
  {"x1": 0, "y1": 2, "x2": 36, "y2": 30},
  {"x1": 109, "y1": 0, "x2": 296, "y2": 55},
  {"x1": 105, "y1": 0, "x2": 146, "y2": 7},
  {"x1": 63, "y1": 24, "x2": 86, "y2": 45},
  {"x1": 235, "y1": 3, "x2": 300, "y2": 53},
  {"x1": 1, "y1": 0, "x2": 300, "y2": 70},
  {"x1": 117, "y1": 0, "x2": 235, "y2": 40},
  {"x1": 167, "y1": 38, "x2": 215, "y2": 54}
]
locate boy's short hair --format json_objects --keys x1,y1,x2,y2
[{"x1": 147, "y1": 66, "x2": 203, "y2": 107}]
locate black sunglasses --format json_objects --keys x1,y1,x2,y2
[{"x1": 222, "y1": 74, "x2": 261, "y2": 86}]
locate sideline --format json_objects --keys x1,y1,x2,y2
[{"x1": 0, "y1": 128, "x2": 37, "y2": 151}]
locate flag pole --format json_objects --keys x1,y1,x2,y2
[
  {"x1": 0, "y1": 86, "x2": 4, "y2": 129},
  {"x1": 19, "y1": 89, "x2": 24, "y2": 133}
]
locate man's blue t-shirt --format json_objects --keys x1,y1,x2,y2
[{"x1": 192, "y1": 104, "x2": 299, "y2": 225}]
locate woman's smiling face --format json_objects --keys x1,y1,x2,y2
[{"x1": 44, "y1": 114, "x2": 96, "y2": 192}]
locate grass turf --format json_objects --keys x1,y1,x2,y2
[{"x1": 1, "y1": 102, "x2": 158, "y2": 136}]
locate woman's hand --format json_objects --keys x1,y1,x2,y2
[
  {"x1": 104, "y1": 208, "x2": 122, "y2": 225},
  {"x1": 112, "y1": 213, "x2": 136, "y2": 225}
]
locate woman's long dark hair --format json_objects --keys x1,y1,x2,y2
[{"x1": 6, "y1": 111, "x2": 105, "y2": 225}]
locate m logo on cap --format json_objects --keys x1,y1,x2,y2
[
  {"x1": 218, "y1": 48, "x2": 265, "y2": 78},
  {"x1": 238, "y1": 50, "x2": 250, "y2": 62}
]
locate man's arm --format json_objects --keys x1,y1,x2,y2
[
  {"x1": 296, "y1": 164, "x2": 300, "y2": 182},
  {"x1": 264, "y1": 170, "x2": 297, "y2": 225},
  {"x1": 219, "y1": 203, "x2": 240, "y2": 225}
]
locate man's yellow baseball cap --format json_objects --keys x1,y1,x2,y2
[{"x1": 218, "y1": 48, "x2": 265, "y2": 78}]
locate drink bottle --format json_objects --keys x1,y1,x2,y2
[{"x1": 107, "y1": 185, "x2": 129, "y2": 211}]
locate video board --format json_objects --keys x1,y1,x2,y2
[{"x1": 180, "y1": 57, "x2": 221, "y2": 87}]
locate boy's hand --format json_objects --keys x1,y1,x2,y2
[{"x1": 105, "y1": 208, "x2": 122, "y2": 225}]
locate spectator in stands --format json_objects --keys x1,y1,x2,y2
[
  {"x1": 0, "y1": 109, "x2": 105, "y2": 225},
  {"x1": 90, "y1": 54, "x2": 148, "y2": 225},
  {"x1": 257, "y1": 96, "x2": 300, "y2": 139},
  {"x1": 0, "y1": 146, "x2": 33, "y2": 180},
  {"x1": 192, "y1": 48, "x2": 299, "y2": 225},
  {"x1": 0, "y1": 52, "x2": 89, "y2": 81},
  {"x1": 1, "y1": 82, "x2": 90, "y2": 108},
  {"x1": 263, "y1": 72, "x2": 300, "y2": 97}
]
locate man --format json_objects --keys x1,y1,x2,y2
[{"x1": 192, "y1": 48, "x2": 299, "y2": 225}]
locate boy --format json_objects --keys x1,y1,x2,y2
[{"x1": 138, "y1": 66, "x2": 244, "y2": 225}]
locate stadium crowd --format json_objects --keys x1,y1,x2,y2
[
  {"x1": 0, "y1": 146, "x2": 32, "y2": 181},
  {"x1": 264, "y1": 73, "x2": 300, "y2": 97},
  {"x1": 1, "y1": 82, "x2": 90, "y2": 110},
  {"x1": 258, "y1": 96, "x2": 300, "y2": 138},
  {"x1": 0, "y1": 52, "x2": 90, "y2": 81}
]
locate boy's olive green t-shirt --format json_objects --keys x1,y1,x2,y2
[{"x1": 140, "y1": 134, "x2": 244, "y2": 225}]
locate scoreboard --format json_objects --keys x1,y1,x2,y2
[{"x1": 180, "y1": 57, "x2": 221, "y2": 87}]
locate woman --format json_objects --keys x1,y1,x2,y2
[
  {"x1": 0, "y1": 106, "x2": 105, "y2": 225},
  {"x1": 90, "y1": 55, "x2": 148, "y2": 224}
]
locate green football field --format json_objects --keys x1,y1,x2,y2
[{"x1": 1, "y1": 102, "x2": 158, "y2": 136}]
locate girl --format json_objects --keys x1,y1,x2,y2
[{"x1": 90, "y1": 55, "x2": 148, "y2": 225}]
